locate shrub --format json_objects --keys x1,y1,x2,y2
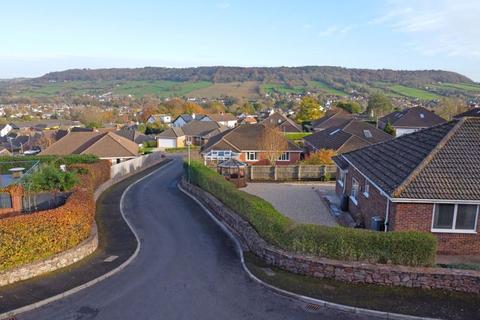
[
  {"x1": 0, "y1": 154, "x2": 99, "y2": 165},
  {"x1": 0, "y1": 160, "x2": 110, "y2": 272},
  {"x1": 23, "y1": 164, "x2": 78, "y2": 192},
  {"x1": 185, "y1": 161, "x2": 437, "y2": 266},
  {"x1": 301, "y1": 149, "x2": 336, "y2": 165}
]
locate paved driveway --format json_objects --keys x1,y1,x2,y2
[
  {"x1": 19, "y1": 158, "x2": 370, "y2": 320},
  {"x1": 243, "y1": 182, "x2": 337, "y2": 226}
]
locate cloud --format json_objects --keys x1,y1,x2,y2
[
  {"x1": 373, "y1": 0, "x2": 480, "y2": 58},
  {"x1": 318, "y1": 25, "x2": 353, "y2": 37}
]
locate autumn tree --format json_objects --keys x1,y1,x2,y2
[
  {"x1": 436, "y1": 97, "x2": 468, "y2": 120},
  {"x1": 296, "y1": 97, "x2": 324, "y2": 122},
  {"x1": 259, "y1": 125, "x2": 288, "y2": 166},
  {"x1": 206, "y1": 101, "x2": 225, "y2": 113},
  {"x1": 183, "y1": 101, "x2": 205, "y2": 115},
  {"x1": 301, "y1": 149, "x2": 336, "y2": 165},
  {"x1": 383, "y1": 121, "x2": 396, "y2": 136},
  {"x1": 367, "y1": 93, "x2": 393, "y2": 118},
  {"x1": 335, "y1": 100, "x2": 362, "y2": 114}
]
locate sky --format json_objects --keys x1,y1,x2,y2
[{"x1": 1, "y1": 0, "x2": 479, "y2": 80}]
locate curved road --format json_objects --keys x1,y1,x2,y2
[{"x1": 20, "y1": 158, "x2": 369, "y2": 320}]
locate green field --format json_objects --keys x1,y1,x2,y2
[
  {"x1": 261, "y1": 83, "x2": 306, "y2": 95},
  {"x1": 112, "y1": 80, "x2": 212, "y2": 97},
  {"x1": 307, "y1": 81, "x2": 347, "y2": 96},
  {"x1": 388, "y1": 84, "x2": 441, "y2": 100},
  {"x1": 430, "y1": 82, "x2": 480, "y2": 92}
]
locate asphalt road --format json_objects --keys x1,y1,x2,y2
[{"x1": 20, "y1": 157, "x2": 372, "y2": 320}]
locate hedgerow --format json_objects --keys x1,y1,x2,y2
[
  {"x1": 0, "y1": 160, "x2": 110, "y2": 272},
  {"x1": 185, "y1": 161, "x2": 437, "y2": 267}
]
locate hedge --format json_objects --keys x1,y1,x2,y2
[
  {"x1": 185, "y1": 161, "x2": 437, "y2": 267},
  {"x1": 0, "y1": 154, "x2": 99, "y2": 165},
  {"x1": 0, "y1": 160, "x2": 110, "y2": 272}
]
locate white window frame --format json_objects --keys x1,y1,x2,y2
[
  {"x1": 278, "y1": 152, "x2": 290, "y2": 161},
  {"x1": 246, "y1": 152, "x2": 258, "y2": 161},
  {"x1": 338, "y1": 169, "x2": 346, "y2": 187},
  {"x1": 363, "y1": 181, "x2": 370, "y2": 198},
  {"x1": 431, "y1": 203, "x2": 479, "y2": 234},
  {"x1": 350, "y1": 177, "x2": 359, "y2": 205}
]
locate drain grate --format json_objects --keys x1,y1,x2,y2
[
  {"x1": 305, "y1": 303, "x2": 321, "y2": 312},
  {"x1": 103, "y1": 255, "x2": 119, "y2": 262}
]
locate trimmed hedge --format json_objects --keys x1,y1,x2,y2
[
  {"x1": 185, "y1": 161, "x2": 437, "y2": 267},
  {"x1": 0, "y1": 160, "x2": 110, "y2": 272},
  {"x1": 0, "y1": 154, "x2": 99, "y2": 165}
]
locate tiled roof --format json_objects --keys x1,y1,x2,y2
[
  {"x1": 40, "y1": 131, "x2": 138, "y2": 158},
  {"x1": 205, "y1": 113, "x2": 237, "y2": 122},
  {"x1": 311, "y1": 109, "x2": 355, "y2": 131},
  {"x1": 202, "y1": 124, "x2": 302, "y2": 153},
  {"x1": 454, "y1": 108, "x2": 480, "y2": 119},
  {"x1": 379, "y1": 106, "x2": 446, "y2": 129},
  {"x1": 335, "y1": 118, "x2": 480, "y2": 200},
  {"x1": 304, "y1": 120, "x2": 392, "y2": 153},
  {"x1": 261, "y1": 112, "x2": 301, "y2": 132}
]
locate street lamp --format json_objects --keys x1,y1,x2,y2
[{"x1": 186, "y1": 140, "x2": 192, "y2": 182}]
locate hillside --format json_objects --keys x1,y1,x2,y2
[{"x1": 0, "y1": 66, "x2": 478, "y2": 102}]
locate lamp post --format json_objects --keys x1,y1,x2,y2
[{"x1": 186, "y1": 140, "x2": 192, "y2": 182}]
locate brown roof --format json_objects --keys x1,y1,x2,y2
[
  {"x1": 379, "y1": 106, "x2": 446, "y2": 129},
  {"x1": 311, "y1": 109, "x2": 355, "y2": 131},
  {"x1": 454, "y1": 107, "x2": 480, "y2": 119},
  {"x1": 205, "y1": 113, "x2": 237, "y2": 122},
  {"x1": 334, "y1": 117, "x2": 480, "y2": 200},
  {"x1": 40, "y1": 131, "x2": 139, "y2": 158},
  {"x1": 202, "y1": 124, "x2": 302, "y2": 153},
  {"x1": 261, "y1": 112, "x2": 301, "y2": 132},
  {"x1": 304, "y1": 120, "x2": 392, "y2": 153}
]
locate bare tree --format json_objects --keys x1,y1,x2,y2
[{"x1": 259, "y1": 125, "x2": 288, "y2": 166}]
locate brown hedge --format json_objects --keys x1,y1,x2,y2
[{"x1": 0, "y1": 160, "x2": 111, "y2": 272}]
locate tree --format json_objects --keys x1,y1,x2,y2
[
  {"x1": 301, "y1": 149, "x2": 336, "y2": 165},
  {"x1": 206, "y1": 101, "x2": 225, "y2": 113},
  {"x1": 259, "y1": 125, "x2": 288, "y2": 166},
  {"x1": 383, "y1": 121, "x2": 396, "y2": 136},
  {"x1": 296, "y1": 97, "x2": 324, "y2": 122},
  {"x1": 367, "y1": 93, "x2": 393, "y2": 118},
  {"x1": 183, "y1": 101, "x2": 205, "y2": 115},
  {"x1": 436, "y1": 97, "x2": 468, "y2": 120},
  {"x1": 335, "y1": 100, "x2": 362, "y2": 114}
]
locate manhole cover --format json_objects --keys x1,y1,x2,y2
[
  {"x1": 261, "y1": 267, "x2": 275, "y2": 276},
  {"x1": 104, "y1": 255, "x2": 119, "y2": 262},
  {"x1": 305, "y1": 303, "x2": 322, "y2": 312}
]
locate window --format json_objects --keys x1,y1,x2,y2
[
  {"x1": 278, "y1": 152, "x2": 290, "y2": 161},
  {"x1": 246, "y1": 152, "x2": 258, "y2": 161},
  {"x1": 350, "y1": 178, "x2": 359, "y2": 205},
  {"x1": 363, "y1": 130, "x2": 372, "y2": 138},
  {"x1": 0, "y1": 192, "x2": 12, "y2": 208},
  {"x1": 432, "y1": 204, "x2": 479, "y2": 233},
  {"x1": 338, "y1": 170, "x2": 346, "y2": 187},
  {"x1": 363, "y1": 181, "x2": 370, "y2": 198}
]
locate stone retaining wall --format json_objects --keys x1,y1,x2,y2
[
  {"x1": 0, "y1": 224, "x2": 98, "y2": 286},
  {"x1": 181, "y1": 179, "x2": 480, "y2": 294}
]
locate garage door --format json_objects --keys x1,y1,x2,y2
[{"x1": 158, "y1": 138, "x2": 177, "y2": 148}]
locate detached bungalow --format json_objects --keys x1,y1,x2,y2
[
  {"x1": 157, "y1": 120, "x2": 228, "y2": 149},
  {"x1": 261, "y1": 112, "x2": 302, "y2": 133},
  {"x1": 378, "y1": 106, "x2": 446, "y2": 137},
  {"x1": 311, "y1": 109, "x2": 355, "y2": 132},
  {"x1": 201, "y1": 113, "x2": 238, "y2": 128},
  {"x1": 304, "y1": 120, "x2": 392, "y2": 154},
  {"x1": 201, "y1": 124, "x2": 303, "y2": 165},
  {"x1": 41, "y1": 131, "x2": 139, "y2": 164},
  {"x1": 333, "y1": 117, "x2": 480, "y2": 255}
]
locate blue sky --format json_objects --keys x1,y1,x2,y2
[{"x1": 1, "y1": 0, "x2": 479, "y2": 80}]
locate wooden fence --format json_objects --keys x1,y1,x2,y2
[{"x1": 247, "y1": 165, "x2": 336, "y2": 181}]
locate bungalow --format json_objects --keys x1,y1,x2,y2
[
  {"x1": 304, "y1": 120, "x2": 392, "y2": 154},
  {"x1": 201, "y1": 113, "x2": 237, "y2": 128},
  {"x1": 172, "y1": 113, "x2": 203, "y2": 127},
  {"x1": 147, "y1": 114, "x2": 172, "y2": 124},
  {"x1": 40, "y1": 131, "x2": 139, "y2": 164},
  {"x1": 378, "y1": 106, "x2": 446, "y2": 137},
  {"x1": 201, "y1": 124, "x2": 303, "y2": 165},
  {"x1": 157, "y1": 120, "x2": 228, "y2": 149},
  {"x1": 311, "y1": 109, "x2": 355, "y2": 132},
  {"x1": 261, "y1": 111, "x2": 301, "y2": 133},
  {"x1": 332, "y1": 117, "x2": 480, "y2": 255}
]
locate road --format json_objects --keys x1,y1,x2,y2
[{"x1": 20, "y1": 157, "x2": 371, "y2": 320}]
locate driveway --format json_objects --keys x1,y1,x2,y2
[
  {"x1": 243, "y1": 182, "x2": 337, "y2": 226},
  {"x1": 18, "y1": 158, "x2": 370, "y2": 320}
]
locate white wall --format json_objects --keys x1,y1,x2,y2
[{"x1": 110, "y1": 152, "x2": 164, "y2": 179}]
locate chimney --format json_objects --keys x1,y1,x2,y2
[{"x1": 192, "y1": 113, "x2": 196, "y2": 119}]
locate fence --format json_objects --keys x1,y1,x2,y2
[
  {"x1": 110, "y1": 152, "x2": 164, "y2": 179},
  {"x1": 248, "y1": 165, "x2": 336, "y2": 181}
]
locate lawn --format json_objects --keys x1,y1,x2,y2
[{"x1": 284, "y1": 132, "x2": 311, "y2": 140}]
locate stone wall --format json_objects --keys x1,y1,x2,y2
[
  {"x1": 182, "y1": 179, "x2": 480, "y2": 294},
  {"x1": 0, "y1": 224, "x2": 98, "y2": 286}
]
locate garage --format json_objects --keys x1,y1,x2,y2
[{"x1": 157, "y1": 138, "x2": 177, "y2": 149}]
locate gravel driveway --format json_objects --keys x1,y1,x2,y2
[{"x1": 243, "y1": 182, "x2": 337, "y2": 226}]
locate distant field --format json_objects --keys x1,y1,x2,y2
[
  {"x1": 261, "y1": 83, "x2": 305, "y2": 95},
  {"x1": 307, "y1": 81, "x2": 347, "y2": 96},
  {"x1": 112, "y1": 80, "x2": 212, "y2": 97},
  {"x1": 431, "y1": 82, "x2": 480, "y2": 92},
  {"x1": 187, "y1": 81, "x2": 261, "y2": 99},
  {"x1": 387, "y1": 84, "x2": 441, "y2": 100}
]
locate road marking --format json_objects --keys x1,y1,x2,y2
[{"x1": 103, "y1": 255, "x2": 118, "y2": 262}]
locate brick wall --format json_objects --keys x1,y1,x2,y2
[
  {"x1": 391, "y1": 203, "x2": 480, "y2": 255},
  {"x1": 182, "y1": 179, "x2": 480, "y2": 293}
]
